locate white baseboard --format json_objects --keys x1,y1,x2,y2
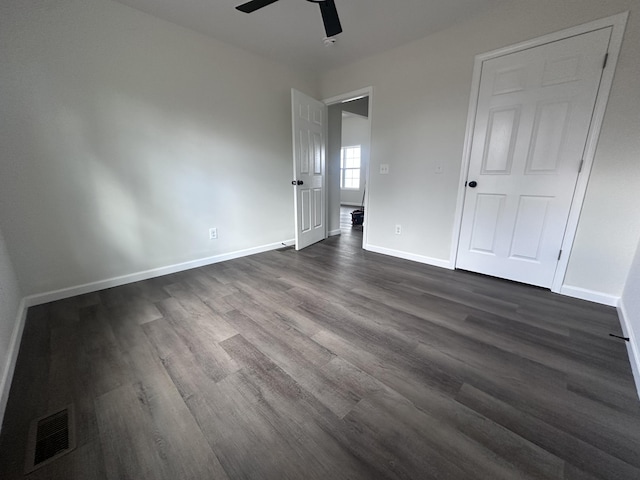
[
  {"x1": 0, "y1": 299, "x2": 28, "y2": 430},
  {"x1": 24, "y1": 239, "x2": 294, "y2": 308},
  {"x1": 341, "y1": 203, "x2": 363, "y2": 207},
  {"x1": 364, "y1": 244, "x2": 452, "y2": 270},
  {"x1": 617, "y1": 299, "x2": 640, "y2": 400},
  {"x1": 328, "y1": 229, "x2": 342, "y2": 237},
  {"x1": 559, "y1": 285, "x2": 620, "y2": 307}
]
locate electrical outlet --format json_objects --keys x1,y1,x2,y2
[
  {"x1": 380, "y1": 164, "x2": 390, "y2": 175},
  {"x1": 395, "y1": 224, "x2": 402, "y2": 235},
  {"x1": 209, "y1": 227, "x2": 218, "y2": 240}
]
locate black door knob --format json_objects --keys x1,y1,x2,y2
[
  {"x1": 291, "y1": 180, "x2": 303, "y2": 186},
  {"x1": 468, "y1": 181, "x2": 478, "y2": 188}
]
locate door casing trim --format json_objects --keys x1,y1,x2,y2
[{"x1": 450, "y1": 12, "x2": 629, "y2": 294}]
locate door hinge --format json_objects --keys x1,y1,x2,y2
[
  {"x1": 578, "y1": 159, "x2": 584, "y2": 173},
  {"x1": 558, "y1": 250, "x2": 563, "y2": 261},
  {"x1": 603, "y1": 53, "x2": 609, "y2": 69}
]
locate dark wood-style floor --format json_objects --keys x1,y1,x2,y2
[{"x1": 1, "y1": 219, "x2": 639, "y2": 479}]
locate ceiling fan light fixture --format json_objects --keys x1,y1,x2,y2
[{"x1": 323, "y1": 37, "x2": 337, "y2": 46}]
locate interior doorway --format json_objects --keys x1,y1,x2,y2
[{"x1": 324, "y1": 88, "x2": 373, "y2": 249}]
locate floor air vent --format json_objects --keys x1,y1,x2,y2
[{"x1": 25, "y1": 404, "x2": 76, "y2": 473}]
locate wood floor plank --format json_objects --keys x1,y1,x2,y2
[
  {"x1": 105, "y1": 302, "x2": 161, "y2": 355},
  {"x1": 187, "y1": 370, "x2": 332, "y2": 480},
  {"x1": 47, "y1": 293, "x2": 100, "y2": 329},
  {"x1": 171, "y1": 333, "x2": 361, "y2": 479},
  {"x1": 96, "y1": 343, "x2": 229, "y2": 480},
  {"x1": 563, "y1": 463, "x2": 603, "y2": 480},
  {"x1": 462, "y1": 368, "x2": 640, "y2": 468},
  {"x1": 217, "y1": 334, "x2": 394, "y2": 480},
  {"x1": 302, "y1": 299, "x2": 463, "y2": 398},
  {"x1": 231, "y1": 280, "x2": 323, "y2": 337},
  {"x1": 162, "y1": 284, "x2": 238, "y2": 342},
  {"x1": 96, "y1": 383, "x2": 175, "y2": 480},
  {"x1": 455, "y1": 383, "x2": 640, "y2": 480},
  {"x1": 311, "y1": 328, "x2": 462, "y2": 413},
  {"x1": 178, "y1": 272, "x2": 238, "y2": 316},
  {"x1": 222, "y1": 308, "x2": 382, "y2": 418},
  {"x1": 2, "y1": 226, "x2": 639, "y2": 480},
  {"x1": 0, "y1": 308, "x2": 51, "y2": 480},
  {"x1": 77, "y1": 305, "x2": 132, "y2": 398},
  {"x1": 142, "y1": 317, "x2": 239, "y2": 402},
  {"x1": 346, "y1": 387, "x2": 547, "y2": 480},
  {"x1": 463, "y1": 313, "x2": 637, "y2": 391},
  {"x1": 566, "y1": 372, "x2": 640, "y2": 415},
  {"x1": 155, "y1": 297, "x2": 239, "y2": 383},
  {"x1": 47, "y1": 322, "x2": 99, "y2": 448},
  {"x1": 223, "y1": 293, "x2": 334, "y2": 367}
]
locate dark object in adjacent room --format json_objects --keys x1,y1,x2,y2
[{"x1": 351, "y1": 209, "x2": 364, "y2": 226}]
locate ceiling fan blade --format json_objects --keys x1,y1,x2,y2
[
  {"x1": 319, "y1": 0, "x2": 343, "y2": 37},
  {"x1": 236, "y1": 0, "x2": 280, "y2": 14}
]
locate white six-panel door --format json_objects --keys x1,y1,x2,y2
[
  {"x1": 456, "y1": 28, "x2": 611, "y2": 288},
  {"x1": 292, "y1": 89, "x2": 326, "y2": 250}
]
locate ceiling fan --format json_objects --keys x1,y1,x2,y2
[{"x1": 236, "y1": 0, "x2": 343, "y2": 38}]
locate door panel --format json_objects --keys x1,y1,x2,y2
[
  {"x1": 509, "y1": 195, "x2": 551, "y2": 261},
  {"x1": 301, "y1": 190, "x2": 311, "y2": 232},
  {"x1": 492, "y1": 67, "x2": 526, "y2": 95},
  {"x1": 482, "y1": 107, "x2": 520, "y2": 174},
  {"x1": 312, "y1": 131, "x2": 322, "y2": 174},
  {"x1": 526, "y1": 100, "x2": 570, "y2": 173},
  {"x1": 292, "y1": 89, "x2": 326, "y2": 250},
  {"x1": 457, "y1": 28, "x2": 611, "y2": 287},
  {"x1": 469, "y1": 194, "x2": 505, "y2": 254}
]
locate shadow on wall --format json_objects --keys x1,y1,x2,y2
[{"x1": 6, "y1": 82, "x2": 294, "y2": 294}]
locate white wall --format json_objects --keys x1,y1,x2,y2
[
  {"x1": 0, "y1": 227, "x2": 24, "y2": 428},
  {"x1": 620, "y1": 238, "x2": 640, "y2": 396},
  {"x1": 0, "y1": 0, "x2": 317, "y2": 296},
  {"x1": 319, "y1": 0, "x2": 640, "y2": 299},
  {"x1": 340, "y1": 115, "x2": 370, "y2": 206}
]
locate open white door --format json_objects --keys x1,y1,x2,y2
[
  {"x1": 457, "y1": 28, "x2": 611, "y2": 288},
  {"x1": 292, "y1": 89, "x2": 327, "y2": 250}
]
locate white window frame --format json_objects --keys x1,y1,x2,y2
[{"x1": 340, "y1": 145, "x2": 362, "y2": 190}]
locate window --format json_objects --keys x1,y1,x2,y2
[{"x1": 340, "y1": 145, "x2": 361, "y2": 190}]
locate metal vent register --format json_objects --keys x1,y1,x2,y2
[{"x1": 25, "y1": 405, "x2": 76, "y2": 473}]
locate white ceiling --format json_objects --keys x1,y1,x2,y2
[{"x1": 113, "y1": 0, "x2": 502, "y2": 72}]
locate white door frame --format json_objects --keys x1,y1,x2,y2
[
  {"x1": 450, "y1": 12, "x2": 628, "y2": 293},
  {"x1": 324, "y1": 86, "x2": 374, "y2": 248}
]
